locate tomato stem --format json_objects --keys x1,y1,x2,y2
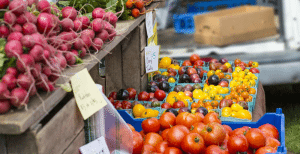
[
  {"x1": 207, "y1": 127, "x2": 212, "y2": 132},
  {"x1": 194, "y1": 137, "x2": 200, "y2": 143},
  {"x1": 190, "y1": 125, "x2": 194, "y2": 131}
]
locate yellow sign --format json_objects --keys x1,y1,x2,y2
[
  {"x1": 70, "y1": 68, "x2": 107, "y2": 120},
  {"x1": 148, "y1": 22, "x2": 158, "y2": 46}
]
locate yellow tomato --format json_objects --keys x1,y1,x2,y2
[
  {"x1": 215, "y1": 95, "x2": 223, "y2": 101},
  {"x1": 181, "y1": 99, "x2": 189, "y2": 107},
  {"x1": 224, "y1": 62, "x2": 231, "y2": 68},
  {"x1": 177, "y1": 92, "x2": 186, "y2": 98},
  {"x1": 205, "y1": 96, "x2": 211, "y2": 100},
  {"x1": 222, "y1": 111, "x2": 231, "y2": 117},
  {"x1": 162, "y1": 72, "x2": 169, "y2": 76},
  {"x1": 133, "y1": 104, "x2": 146, "y2": 117},
  {"x1": 238, "y1": 71, "x2": 245, "y2": 78},
  {"x1": 141, "y1": 109, "x2": 155, "y2": 118},
  {"x1": 166, "y1": 95, "x2": 180, "y2": 106},
  {"x1": 207, "y1": 70, "x2": 215, "y2": 77},
  {"x1": 203, "y1": 86, "x2": 210, "y2": 93},
  {"x1": 218, "y1": 88, "x2": 227, "y2": 94},
  {"x1": 231, "y1": 103, "x2": 244, "y2": 112},
  {"x1": 236, "y1": 110, "x2": 252, "y2": 120},
  {"x1": 235, "y1": 67, "x2": 243, "y2": 73},
  {"x1": 193, "y1": 89, "x2": 203, "y2": 99},
  {"x1": 215, "y1": 70, "x2": 222, "y2": 74},
  {"x1": 249, "y1": 80, "x2": 256, "y2": 87},
  {"x1": 231, "y1": 111, "x2": 238, "y2": 118},
  {"x1": 244, "y1": 69, "x2": 249, "y2": 74},
  {"x1": 159, "y1": 57, "x2": 172, "y2": 68},
  {"x1": 174, "y1": 65, "x2": 180, "y2": 70},
  {"x1": 232, "y1": 72, "x2": 238, "y2": 78},
  {"x1": 222, "y1": 107, "x2": 232, "y2": 113},
  {"x1": 168, "y1": 77, "x2": 176, "y2": 83},
  {"x1": 169, "y1": 91, "x2": 178, "y2": 96},
  {"x1": 191, "y1": 108, "x2": 197, "y2": 114},
  {"x1": 223, "y1": 87, "x2": 229, "y2": 93},
  {"x1": 252, "y1": 61, "x2": 259, "y2": 68},
  {"x1": 168, "y1": 64, "x2": 175, "y2": 69}
]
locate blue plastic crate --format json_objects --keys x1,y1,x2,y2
[
  {"x1": 222, "y1": 108, "x2": 287, "y2": 154},
  {"x1": 173, "y1": 13, "x2": 200, "y2": 34}
]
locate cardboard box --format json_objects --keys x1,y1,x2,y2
[{"x1": 194, "y1": 6, "x2": 278, "y2": 46}]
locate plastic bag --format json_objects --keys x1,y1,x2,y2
[{"x1": 85, "y1": 84, "x2": 133, "y2": 154}]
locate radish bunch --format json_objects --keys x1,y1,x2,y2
[{"x1": 0, "y1": 0, "x2": 119, "y2": 114}]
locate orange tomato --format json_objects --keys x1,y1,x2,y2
[
  {"x1": 224, "y1": 95, "x2": 231, "y2": 100},
  {"x1": 249, "y1": 88, "x2": 256, "y2": 94},
  {"x1": 225, "y1": 74, "x2": 231, "y2": 79},
  {"x1": 191, "y1": 103, "x2": 199, "y2": 108},
  {"x1": 237, "y1": 88, "x2": 244, "y2": 94},
  {"x1": 231, "y1": 87, "x2": 237, "y2": 92},
  {"x1": 211, "y1": 101, "x2": 219, "y2": 107},
  {"x1": 236, "y1": 85, "x2": 243, "y2": 90},
  {"x1": 232, "y1": 99, "x2": 237, "y2": 103},
  {"x1": 206, "y1": 106, "x2": 213, "y2": 111},
  {"x1": 241, "y1": 91, "x2": 249, "y2": 99},
  {"x1": 205, "y1": 101, "x2": 212, "y2": 107},
  {"x1": 230, "y1": 91, "x2": 239, "y2": 99},
  {"x1": 237, "y1": 96, "x2": 244, "y2": 102}
]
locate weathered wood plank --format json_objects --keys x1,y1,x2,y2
[
  {"x1": 62, "y1": 129, "x2": 85, "y2": 154},
  {"x1": 90, "y1": 63, "x2": 106, "y2": 94},
  {"x1": 139, "y1": 22, "x2": 147, "y2": 51},
  {"x1": 141, "y1": 49, "x2": 145, "y2": 76},
  {"x1": 105, "y1": 44, "x2": 123, "y2": 96},
  {"x1": 6, "y1": 129, "x2": 38, "y2": 153},
  {"x1": 0, "y1": 135, "x2": 7, "y2": 154},
  {"x1": 35, "y1": 98, "x2": 84, "y2": 154},
  {"x1": 141, "y1": 73, "x2": 148, "y2": 92},
  {"x1": 122, "y1": 27, "x2": 142, "y2": 92}
]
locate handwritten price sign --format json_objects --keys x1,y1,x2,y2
[
  {"x1": 145, "y1": 45, "x2": 159, "y2": 73},
  {"x1": 146, "y1": 11, "x2": 154, "y2": 39},
  {"x1": 79, "y1": 136, "x2": 110, "y2": 154},
  {"x1": 71, "y1": 68, "x2": 107, "y2": 120}
]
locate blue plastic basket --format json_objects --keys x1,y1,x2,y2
[
  {"x1": 222, "y1": 108, "x2": 287, "y2": 154},
  {"x1": 173, "y1": 13, "x2": 200, "y2": 34}
]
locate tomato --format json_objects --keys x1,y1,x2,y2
[
  {"x1": 164, "y1": 147, "x2": 183, "y2": 154},
  {"x1": 138, "y1": 91, "x2": 150, "y2": 101},
  {"x1": 222, "y1": 125, "x2": 233, "y2": 135},
  {"x1": 161, "y1": 102, "x2": 172, "y2": 109},
  {"x1": 127, "y1": 88, "x2": 137, "y2": 100},
  {"x1": 255, "y1": 146, "x2": 277, "y2": 154},
  {"x1": 234, "y1": 59, "x2": 241, "y2": 66},
  {"x1": 227, "y1": 134, "x2": 249, "y2": 153},
  {"x1": 182, "y1": 60, "x2": 192, "y2": 66},
  {"x1": 200, "y1": 122, "x2": 226, "y2": 146},
  {"x1": 190, "y1": 54, "x2": 201, "y2": 64},
  {"x1": 176, "y1": 112, "x2": 197, "y2": 129},
  {"x1": 108, "y1": 97, "x2": 114, "y2": 104},
  {"x1": 194, "y1": 112, "x2": 205, "y2": 123},
  {"x1": 245, "y1": 128, "x2": 266, "y2": 149},
  {"x1": 230, "y1": 126, "x2": 250, "y2": 136},
  {"x1": 205, "y1": 145, "x2": 229, "y2": 154},
  {"x1": 159, "y1": 112, "x2": 176, "y2": 129},
  {"x1": 203, "y1": 112, "x2": 221, "y2": 124},
  {"x1": 142, "y1": 118, "x2": 161, "y2": 133},
  {"x1": 128, "y1": 124, "x2": 135, "y2": 132},
  {"x1": 166, "y1": 125, "x2": 190, "y2": 148},
  {"x1": 156, "y1": 141, "x2": 168, "y2": 153},
  {"x1": 132, "y1": 131, "x2": 144, "y2": 154},
  {"x1": 154, "y1": 90, "x2": 166, "y2": 101},
  {"x1": 109, "y1": 91, "x2": 117, "y2": 100},
  {"x1": 173, "y1": 101, "x2": 185, "y2": 108},
  {"x1": 266, "y1": 137, "x2": 280, "y2": 150},
  {"x1": 149, "y1": 92, "x2": 155, "y2": 99},
  {"x1": 121, "y1": 101, "x2": 132, "y2": 109},
  {"x1": 194, "y1": 60, "x2": 204, "y2": 67},
  {"x1": 190, "y1": 122, "x2": 206, "y2": 135},
  {"x1": 140, "y1": 130, "x2": 146, "y2": 138},
  {"x1": 181, "y1": 133, "x2": 205, "y2": 154},
  {"x1": 144, "y1": 132, "x2": 163, "y2": 147},
  {"x1": 141, "y1": 144, "x2": 156, "y2": 154},
  {"x1": 161, "y1": 128, "x2": 170, "y2": 140},
  {"x1": 191, "y1": 103, "x2": 199, "y2": 108},
  {"x1": 258, "y1": 123, "x2": 279, "y2": 139}
]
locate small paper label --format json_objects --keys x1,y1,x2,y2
[
  {"x1": 145, "y1": 45, "x2": 159, "y2": 73},
  {"x1": 79, "y1": 136, "x2": 110, "y2": 154},
  {"x1": 146, "y1": 11, "x2": 154, "y2": 39},
  {"x1": 70, "y1": 68, "x2": 107, "y2": 120}
]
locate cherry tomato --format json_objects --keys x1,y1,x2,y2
[
  {"x1": 234, "y1": 59, "x2": 241, "y2": 66},
  {"x1": 142, "y1": 118, "x2": 160, "y2": 133},
  {"x1": 200, "y1": 122, "x2": 226, "y2": 146},
  {"x1": 181, "y1": 133, "x2": 205, "y2": 154},
  {"x1": 245, "y1": 128, "x2": 266, "y2": 149},
  {"x1": 227, "y1": 134, "x2": 249, "y2": 153},
  {"x1": 109, "y1": 91, "x2": 117, "y2": 100},
  {"x1": 154, "y1": 90, "x2": 166, "y2": 101},
  {"x1": 161, "y1": 102, "x2": 172, "y2": 109}
]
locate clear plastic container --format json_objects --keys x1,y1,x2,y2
[{"x1": 85, "y1": 84, "x2": 133, "y2": 154}]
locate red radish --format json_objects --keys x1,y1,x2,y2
[
  {"x1": 37, "y1": 0, "x2": 51, "y2": 13},
  {"x1": 49, "y1": 74, "x2": 59, "y2": 82},
  {"x1": 16, "y1": 14, "x2": 27, "y2": 25},
  {"x1": 8, "y1": 0, "x2": 27, "y2": 16},
  {"x1": 140, "y1": 7, "x2": 146, "y2": 14},
  {"x1": 0, "y1": 100, "x2": 11, "y2": 114},
  {"x1": 59, "y1": 44, "x2": 68, "y2": 51},
  {"x1": 71, "y1": 50, "x2": 79, "y2": 56},
  {"x1": 96, "y1": 29, "x2": 109, "y2": 41},
  {"x1": 4, "y1": 40, "x2": 23, "y2": 58},
  {"x1": 41, "y1": 81, "x2": 55, "y2": 92},
  {"x1": 79, "y1": 16, "x2": 90, "y2": 29},
  {"x1": 21, "y1": 35, "x2": 35, "y2": 48},
  {"x1": 0, "y1": 24, "x2": 9, "y2": 38},
  {"x1": 29, "y1": 85, "x2": 37, "y2": 96},
  {"x1": 73, "y1": 38, "x2": 84, "y2": 50},
  {"x1": 16, "y1": 54, "x2": 35, "y2": 73},
  {"x1": 10, "y1": 87, "x2": 29, "y2": 108},
  {"x1": 92, "y1": 38, "x2": 103, "y2": 51},
  {"x1": 37, "y1": 13, "x2": 57, "y2": 35},
  {"x1": 36, "y1": 73, "x2": 48, "y2": 88},
  {"x1": 56, "y1": 54, "x2": 67, "y2": 69},
  {"x1": 108, "y1": 29, "x2": 117, "y2": 41},
  {"x1": 73, "y1": 19, "x2": 82, "y2": 31},
  {"x1": 22, "y1": 22, "x2": 38, "y2": 35},
  {"x1": 0, "y1": 0, "x2": 9, "y2": 9},
  {"x1": 42, "y1": 66, "x2": 52, "y2": 77},
  {"x1": 31, "y1": 33, "x2": 47, "y2": 46},
  {"x1": 65, "y1": 52, "x2": 76, "y2": 65},
  {"x1": 62, "y1": 6, "x2": 77, "y2": 21},
  {"x1": 61, "y1": 18, "x2": 74, "y2": 32},
  {"x1": 27, "y1": 0, "x2": 39, "y2": 7},
  {"x1": 81, "y1": 29, "x2": 95, "y2": 39},
  {"x1": 29, "y1": 45, "x2": 44, "y2": 61},
  {"x1": 4, "y1": 12, "x2": 16, "y2": 25},
  {"x1": 79, "y1": 47, "x2": 86, "y2": 58},
  {"x1": 6, "y1": 67, "x2": 18, "y2": 77},
  {"x1": 91, "y1": 18, "x2": 104, "y2": 33},
  {"x1": 17, "y1": 73, "x2": 34, "y2": 90},
  {"x1": 25, "y1": 12, "x2": 37, "y2": 24},
  {"x1": 104, "y1": 12, "x2": 118, "y2": 25},
  {"x1": 31, "y1": 63, "x2": 42, "y2": 79},
  {"x1": 81, "y1": 35, "x2": 92, "y2": 48},
  {"x1": 92, "y1": 8, "x2": 105, "y2": 19},
  {"x1": 0, "y1": 82, "x2": 10, "y2": 99},
  {"x1": 50, "y1": 4, "x2": 60, "y2": 14},
  {"x1": 2, "y1": 74, "x2": 16, "y2": 90},
  {"x1": 12, "y1": 24, "x2": 22, "y2": 32},
  {"x1": 7, "y1": 31, "x2": 23, "y2": 42},
  {"x1": 43, "y1": 50, "x2": 50, "y2": 60}
]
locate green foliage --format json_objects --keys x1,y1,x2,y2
[{"x1": 0, "y1": 39, "x2": 17, "y2": 79}]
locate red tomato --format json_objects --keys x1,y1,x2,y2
[
  {"x1": 132, "y1": 131, "x2": 143, "y2": 154},
  {"x1": 159, "y1": 112, "x2": 176, "y2": 129},
  {"x1": 149, "y1": 92, "x2": 155, "y2": 99},
  {"x1": 258, "y1": 123, "x2": 279, "y2": 139},
  {"x1": 227, "y1": 134, "x2": 249, "y2": 154},
  {"x1": 173, "y1": 101, "x2": 185, "y2": 108},
  {"x1": 203, "y1": 112, "x2": 221, "y2": 124},
  {"x1": 144, "y1": 132, "x2": 163, "y2": 148},
  {"x1": 194, "y1": 60, "x2": 204, "y2": 67},
  {"x1": 155, "y1": 141, "x2": 168, "y2": 153},
  {"x1": 182, "y1": 60, "x2": 192, "y2": 66},
  {"x1": 142, "y1": 118, "x2": 161, "y2": 133},
  {"x1": 190, "y1": 122, "x2": 206, "y2": 135},
  {"x1": 181, "y1": 133, "x2": 206, "y2": 154},
  {"x1": 128, "y1": 124, "x2": 135, "y2": 132},
  {"x1": 166, "y1": 125, "x2": 190, "y2": 148},
  {"x1": 205, "y1": 145, "x2": 229, "y2": 154},
  {"x1": 176, "y1": 112, "x2": 197, "y2": 129},
  {"x1": 245, "y1": 128, "x2": 266, "y2": 149},
  {"x1": 164, "y1": 147, "x2": 183, "y2": 154},
  {"x1": 141, "y1": 144, "x2": 156, "y2": 154},
  {"x1": 190, "y1": 54, "x2": 201, "y2": 64},
  {"x1": 108, "y1": 97, "x2": 114, "y2": 104},
  {"x1": 234, "y1": 59, "x2": 241, "y2": 66},
  {"x1": 154, "y1": 90, "x2": 166, "y2": 101},
  {"x1": 140, "y1": 130, "x2": 146, "y2": 138},
  {"x1": 200, "y1": 122, "x2": 226, "y2": 146},
  {"x1": 265, "y1": 137, "x2": 280, "y2": 150},
  {"x1": 222, "y1": 125, "x2": 233, "y2": 135},
  {"x1": 194, "y1": 112, "x2": 204, "y2": 123},
  {"x1": 255, "y1": 146, "x2": 277, "y2": 154},
  {"x1": 138, "y1": 91, "x2": 150, "y2": 101},
  {"x1": 127, "y1": 88, "x2": 137, "y2": 100},
  {"x1": 109, "y1": 91, "x2": 117, "y2": 100},
  {"x1": 230, "y1": 126, "x2": 250, "y2": 136},
  {"x1": 161, "y1": 102, "x2": 172, "y2": 109},
  {"x1": 161, "y1": 128, "x2": 170, "y2": 140}
]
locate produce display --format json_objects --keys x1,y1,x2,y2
[
  {"x1": 129, "y1": 111, "x2": 281, "y2": 154},
  {"x1": 0, "y1": 0, "x2": 121, "y2": 114}
]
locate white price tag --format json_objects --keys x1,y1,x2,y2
[
  {"x1": 145, "y1": 45, "x2": 159, "y2": 73},
  {"x1": 146, "y1": 11, "x2": 154, "y2": 39},
  {"x1": 79, "y1": 136, "x2": 110, "y2": 154}
]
